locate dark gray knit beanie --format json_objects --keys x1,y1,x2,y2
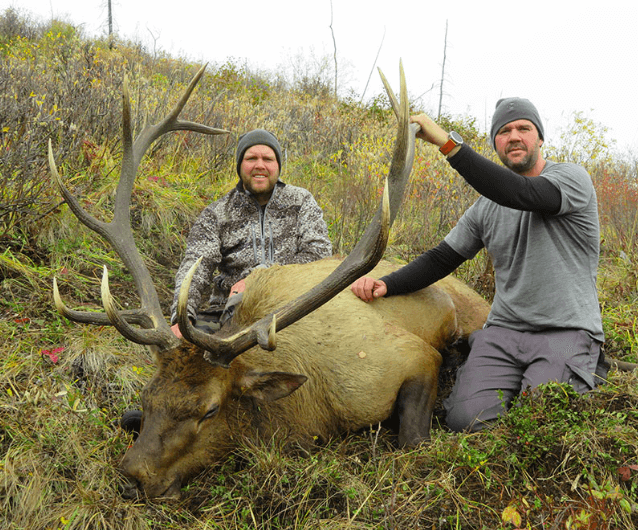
[
  {"x1": 490, "y1": 97, "x2": 544, "y2": 148},
  {"x1": 236, "y1": 129, "x2": 282, "y2": 176}
]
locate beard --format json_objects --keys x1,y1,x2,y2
[
  {"x1": 498, "y1": 142, "x2": 540, "y2": 174},
  {"x1": 499, "y1": 140, "x2": 540, "y2": 175}
]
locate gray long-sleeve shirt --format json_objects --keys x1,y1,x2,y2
[
  {"x1": 445, "y1": 158, "x2": 603, "y2": 341},
  {"x1": 381, "y1": 146, "x2": 603, "y2": 342}
]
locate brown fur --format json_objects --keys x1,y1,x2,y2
[{"x1": 119, "y1": 258, "x2": 490, "y2": 498}]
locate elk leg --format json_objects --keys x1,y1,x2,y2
[{"x1": 396, "y1": 345, "x2": 441, "y2": 447}]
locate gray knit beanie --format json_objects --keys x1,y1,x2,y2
[
  {"x1": 490, "y1": 97, "x2": 544, "y2": 148},
  {"x1": 236, "y1": 129, "x2": 282, "y2": 176}
]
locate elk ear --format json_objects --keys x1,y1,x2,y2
[{"x1": 238, "y1": 371, "x2": 308, "y2": 403}]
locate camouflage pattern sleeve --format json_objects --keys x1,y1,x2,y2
[
  {"x1": 289, "y1": 190, "x2": 332, "y2": 264},
  {"x1": 170, "y1": 203, "x2": 223, "y2": 324}
]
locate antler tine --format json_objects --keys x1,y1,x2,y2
[
  {"x1": 178, "y1": 63, "x2": 417, "y2": 368},
  {"x1": 101, "y1": 267, "x2": 180, "y2": 349},
  {"x1": 379, "y1": 60, "x2": 417, "y2": 133},
  {"x1": 375, "y1": 61, "x2": 412, "y2": 227},
  {"x1": 115, "y1": 66, "x2": 229, "y2": 224},
  {"x1": 131, "y1": 64, "x2": 230, "y2": 169},
  {"x1": 51, "y1": 65, "x2": 228, "y2": 350},
  {"x1": 53, "y1": 277, "x2": 153, "y2": 327},
  {"x1": 377, "y1": 66, "x2": 401, "y2": 119},
  {"x1": 378, "y1": 62, "x2": 421, "y2": 220},
  {"x1": 48, "y1": 140, "x2": 109, "y2": 238}
]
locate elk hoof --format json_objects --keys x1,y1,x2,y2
[{"x1": 120, "y1": 410, "x2": 142, "y2": 438}]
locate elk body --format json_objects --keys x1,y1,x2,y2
[
  {"x1": 50, "y1": 64, "x2": 490, "y2": 500},
  {"x1": 120, "y1": 260, "x2": 489, "y2": 498}
]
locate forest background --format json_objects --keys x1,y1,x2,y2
[{"x1": 1, "y1": 8, "x2": 638, "y2": 530}]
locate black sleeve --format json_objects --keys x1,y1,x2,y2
[
  {"x1": 448, "y1": 145, "x2": 561, "y2": 215},
  {"x1": 380, "y1": 240, "x2": 466, "y2": 297}
]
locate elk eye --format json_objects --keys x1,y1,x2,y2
[{"x1": 201, "y1": 405, "x2": 219, "y2": 422}]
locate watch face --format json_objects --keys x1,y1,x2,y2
[{"x1": 450, "y1": 131, "x2": 463, "y2": 144}]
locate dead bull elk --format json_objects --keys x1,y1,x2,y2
[{"x1": 50, "y1": 63, "x2": 490, "y2": 499}]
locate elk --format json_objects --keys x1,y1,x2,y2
[{"x1": 50, "y1": 63, "x2": 491, "y2": 499}]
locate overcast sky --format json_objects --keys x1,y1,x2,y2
[{"x1": 5, "y1": 0, "x2": 638, "y2": 153}]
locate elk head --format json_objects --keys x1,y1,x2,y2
[{"x1": 51, "y1": 62, "x2": 419, "y2": 499}]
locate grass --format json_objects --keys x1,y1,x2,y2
[
  {"x1": 1, "y1": 9, "x2": 638, "y2": 529},
  {"x1": 2, "y1": 286, "x2": 637, "y2": 529}
]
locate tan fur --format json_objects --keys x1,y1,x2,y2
[{"x1": 119, "y1": 258, "x2": 491, "y2": 498}]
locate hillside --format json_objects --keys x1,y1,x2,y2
[{"x1": 1, "y1": 9, "x2": 637, "y2": 529}]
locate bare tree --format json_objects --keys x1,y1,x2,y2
[
  {"x1": 147, "y1": 26, "x2": 161, "y2": 60},
  {"x1": 437, "y1": 19, "x2": 448, "y2": 119},
  {"x1": 107, "y1": 0, "x2": 113, "y2": 48},
  {"x1": 361, "y1": 27, "x2": 386, "y2": 102},
  {"x1": 329, "y1": 0, "x2": 338, "y2": 97}
]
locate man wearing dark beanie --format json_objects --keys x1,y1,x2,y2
[
  {"x1": 235, "y1": 129, "x2": 283, "y2": 176},
  {"x1": 170, "y1": 128, "x2": 332, "y2": 337},
  {"x1": 352, "y1": 98, "x2": 606, "y2": 433},
  {"x1": 490, "y1": 97, "x2": 544, "y2": 148}
]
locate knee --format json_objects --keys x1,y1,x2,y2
[
  {"x1": 445, "y1": 400, "x2": 503, "y2": 433},
  {"x1": 446, "y1": 405, "x2": 485, "y2": 433}
]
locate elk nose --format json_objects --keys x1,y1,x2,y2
[{"x1": 118, "y1": 476, "x2": 141, "y2": 499}]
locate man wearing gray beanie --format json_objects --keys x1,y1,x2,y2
[
  {"x1": 170, "y1": 128, "x2": 332, "y2": 337},
  {"x1": 490, "y1": 97, "x2": 544, "y2": 148},
  {"x1": 235, "y1": 129, "x2": 283, "y2": 177},
  {"x1": 352, "y1": 99, "x2": 606, "y2": 433}
]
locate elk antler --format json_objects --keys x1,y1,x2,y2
[
  {"x1": 177, "y1": 61, "x2": 418, "y2": 368},
  {"x1": 51, "y1": 64, "x2": 229, "y2": 351}
]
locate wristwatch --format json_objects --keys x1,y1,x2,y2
[{"x1": 439, "y1": 131, "x2": 463, "y2": 155}]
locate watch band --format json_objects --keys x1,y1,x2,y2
[{"x1": 439, "y1": 132, "x2": 463, "y2": 155}]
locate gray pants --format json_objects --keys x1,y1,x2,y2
[{"x1": 443, "y1": 326, "x2": 608, "y2": 433}]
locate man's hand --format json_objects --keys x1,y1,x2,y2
[
  {"x1": 410, "y1": 114, "x2": 448, "y2": 147},
  {"x1": 230, "y1": 279, "x2": 246, "y2": 295},
  {"x1": 351, "y1": 277, "x2": 387, "y2": 302},
  {"x1": 171, "y1": 322, "x2": 183, "y2": 338}
]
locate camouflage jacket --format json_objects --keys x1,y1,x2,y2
[{"x1": 170, "y1": 180, "x2": 332, "y2": 323}]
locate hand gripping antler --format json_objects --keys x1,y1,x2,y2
[
  {"x1": 51, "y1": 64, "x2": 229, "y2": 351},
  {"x1": 177, "y1": 62, "x2": 419, "y2": 368}
]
